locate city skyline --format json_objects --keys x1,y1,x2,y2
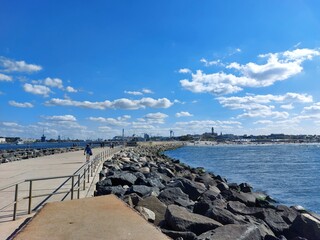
[{"x1": 1, "y1": 1, "x2": 320, "y2": 139}]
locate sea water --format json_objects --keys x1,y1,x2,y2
[{"x1": 165, "y1": 144, "x2": 320, "y2": 214}]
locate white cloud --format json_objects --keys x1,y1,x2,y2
[
  {"x1": 179, "y1": 68, "x2": 191, "y2": 74},
  {"x1": 43, "y1": 115, "x2": 77, "y2": 122},
  {"x1": 44, "y1": 77, "x2": 63, "y2": 89},
  {"x1": 216, "y1": 92, "x2": 311, "y2": 119},
  {"x1": 253, "y1": 120, "x2": 274, "y2": 125},
  {"x1": 0, "y1": 57, "x2": 42, "y2": 73},
  {"x1": 280, "y1": 104, "x2": 294, "y2": 110},
  {"x1": 144, "y1": 112, "x2": 168, "y2": 124},
  {"x1": 142, "y1": 88, "x2": 154, "y2": 94},
  {"x1": 124, "y1": 90, "x2": 143, "y2": 95},
  {"x1": 9, "y1": 100, "x2": 34, "y2": 108},
  {"x1": 66, "y1": 86, "x2": 78, "y2": 93},
  {"x1": 180, "y1": 48, "x2": 320, "y2": 95},
  {"x1": 2, "y1": 122, "x2": 21, "y2": 127},
  {"x1": 89, "y1": 115, "x2": 131, "y2": 127},
  {"x1": 23, "y1": 83, "x2": 51, "y2": 97},
  {"x1": 302, "y1": 102, "x2": 320, "y2": 115},
  {"x1": 0, "y1": 73, "x2": 12, "y2": 81},
  {"x1": 200, "y1": 58, "x2": 221, "y2": 66},
  {"x1": 176, "y1": 111, "x2": 193, "y2": 117}
]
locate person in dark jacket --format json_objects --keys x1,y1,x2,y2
[{"x1": 84, "y1": 144, "x2": 92, "y2": 162}]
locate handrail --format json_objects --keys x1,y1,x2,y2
[{"x1": 0, "y1": 146, "x2": 121, "y2": 221}]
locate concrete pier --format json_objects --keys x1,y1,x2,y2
[
  {"x1": 13, "y1": 195, "x2": 169, "y2": 240},
  {"x1": 0, "y1": 147, "x2": 109, "y2": 239}
]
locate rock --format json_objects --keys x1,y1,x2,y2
[
  {"x1": 205, "y1": 206, "x2": 247, "y2": 225},
  {"x1": 161, "y1": 229, "x2": 197, "y2": 240},
  {"x1": 276, "y1": 205, "x2": 299, "y2": 224},
  {"x1": 289, "y1": 213, "x2": 320, "y2": 240},
  {"x1": 197, "y1": 224, "x2": 262, "y2": 240},
  {"x1": 165, "y1": 204, "x2": 223, "y2": 235},
  {"x1": 227, "y1": 201, "x2": 263, "y2": 216},
  {"x1": 139, "y1": 166, "x2": 150, "y2": 174},
  {"x1": 217, "y1": 182, "x2": 229, "y2": 191},
  {"x1": 158, "y1": 187, "x2": 194, "y2": 208},
  {"x1": 108, "y1": 171, "x2": 137, "y2": 186},
  {"x1": 195, "y1": 173, "x2": 218, "y2": 188},
  {"x1": 135, "y1": 206, "x2": 156, "y2": 223},
  {"x1": 255, "y1": 209, "x2": 290, "y2": 236},
  {"x1": 169, "y1": 178, "x2": 207, "y2": 201},
  {"x1": 95, "y1": 185, "x2": 125, "y2": 197},
  {"x1": 128, "y1": 185, "x2": 159, "y2": 197},
  {"x1": 240, "y1": 182, "x2": 253, "y2": 193},
  {"x1": 137, "y1": 196, "x2": 167, "y2": 226}
]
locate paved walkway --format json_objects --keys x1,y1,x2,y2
[
  {"x1": 0, "y1": 147, "x2": 111, "y2": 240},
  {"x1": 13, "y1": 195, "x2": 170, "y2": 240}
]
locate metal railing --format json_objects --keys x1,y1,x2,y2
[{"x1": 0, "y1": 146, "x2": 120, "y2": 221}]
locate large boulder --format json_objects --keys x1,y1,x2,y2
[
  {"x1": 205, "y1": 206, "x2": 247, "y2": 225},
  {"x1": 161, "y1": 229, "x2": 197, "y2": 240},
  {"x1": 127, "y1": 185, "x2": 159, "y2": 197},
  {"x1": 289, "y1": 213, "x2": 320, "y2": 240},
  {"x1": 137, "y1": 196, "x2": 167, "y2": 226},
  {"x1": 158, "y1": 187, "x2": 194, "y2": 208},
  {"x1": 255, "y1": 209, "x2": 290, "y2": 236},
  {"x1": 165, "y1": 204, "x2": 222, "y2": 235},
  {"x1": 108, "y1": 171, "x2": 137, "y2": 186},
  {"x1": 197, "y1": 224, "x2": 262, "y2": 240},
  {"x1": 227, "y1": 201, "x2": 263, "y2": 216},
  {"x1": 168, "y1": 178, "x2": 207, "y2": 201},
  {"x1": 94, "y1": 185, "x2": 125, "y2": 197},
  {"x1": 135, "y1": 206, "x2": 156, "y2": 223}
]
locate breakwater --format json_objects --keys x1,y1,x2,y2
[
  {"x1": 95, "y1": 143, "x2": 320, "y2": 240},
  {"x1": 0, "y1": 147, "x2": 83, "y2": 164}
]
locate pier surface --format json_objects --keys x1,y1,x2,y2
[
  {"x1": 14, "y1": 195, "x2": 169, "y2": 240},
  {"x1": 0, "y1": 147, "x2": 107, "y2": 239}
]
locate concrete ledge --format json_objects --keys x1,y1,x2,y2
[{"x1": 13, "y1": 195, "x2": 170, "y2": 240}]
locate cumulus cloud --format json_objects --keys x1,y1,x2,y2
[
  {"x1": 89, "y1": 115, "x2": 131, "y2": 127},
  {"x1": 45, "y1": 97, "x2": 174, "y2": 110},
  {"x1": 0, "y1": 73, "x2": 12, "y2": 81},
  {"x1": 43, "y1": 115, "x2": 77, "y2": 122},
  {"x1": 124, "y1": 90, "x2": 143, "y2": 95},
  {"x1": 176, "y1": 111, "x2": 193, "y2": 117},
  {"x1": 65, "y1": 86, "x2": 78, "y2": 93},
  {"x1": 144, "y1": 112, "x2": 168, "y2": 124},
  {"x1": 200, "y1": 58, "x2": 221, "y2": 66},
  {"x1": 44, "y1": 77, "x2": 63, "y2": 89},
  {"x1": 23, "y1": 83, "x2": 51, "y2": 97},
  {"x1": 180, "y1": 48, "x2": 320, "y2": 95},
  {"x1": 179, "y1": 68, "x2": 191, "y2": 74},
  {"x1": 0, "y1": 57, "x2": 42, "y2": 73},
  {"x1": 9, "y1": 100, "x2": 34, "y2": 108},
  {"x1": 216, "y1": 92, "x2": 311, "y2": 119},
  {"x1": 302, "y1": 102, "x2": 320, "y2": 115},
  {"x1": 142, "y1": 88, "x2": 153, "y2": 94}
]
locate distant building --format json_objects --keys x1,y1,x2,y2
[
  {"x1": 0, "y1": 137, "x2": 6, "y2": 143},
  {"x1": 41, "y1": 134, "x2": 46, "y2": 142}
]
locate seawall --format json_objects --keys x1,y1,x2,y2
[{"x1": 95, "y1": 142, "x2": 320, "y2": 240}]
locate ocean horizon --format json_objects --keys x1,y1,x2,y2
[{"x1": 165, "y1": 143, "x2": 320, "y2": 214}]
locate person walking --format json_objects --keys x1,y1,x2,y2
[{"x1": 84, "y1": 144, "x2": 92, "y2": 162}]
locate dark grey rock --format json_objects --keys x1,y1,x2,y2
[
  {"x1": 158, "y1": 187, "x2": 194, "y2": 207},
  {"x1": 227, "y1": 201, "x2": 263, "y2": 216},
  {"x1": 240, "y1": 182, "x2": 253, "y2": 193},
  {"x1": 108, "y1": 171, "x2": 137, "y2": 186},
  {"x1": 205, "y1": 206, "x2": 247, "y2": 225},
  {"x1": 127, "y1": 185, "x2": 159, "y2": 197},
  {"x1": 161, "y1": 229, "x2": 197, "y2": 240},
  {"x1": 197, "y1": 224, "x2": 262, "y2": 240},
  {"x1": 165, "y1": 204, "x2": 222, "y2": 235},
  {"x1": 169, "y1": 178, "x2": 207, "y2": 201},
  {"x1": 289, "y1": 213, "x2": 320, "y2": 240},
  {"x1": 137, "y1": 196, "x2": 167, "y2": 226},
  {"x1": 95, "y1": 185, "x2": 125, "y2": 197}
]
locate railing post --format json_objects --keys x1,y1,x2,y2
[
  {"x1": 83, "y1": 169, "x2": 86, "y2": 190},
  {"x1": 87, "y1": 166, "x2": 90, "y2": 183},
  {"x1": 77, "y1": 175, "x2": 80, "y2": 199},
  {"x1": 28, "y1": 181, "x2": 33, "y2": 214},
  {"x1": 71, "y1": 176, "x2": 74, "y2": 200},
  {"x1": 13, "y1": 184, "x2": 18, "y2": 221}
]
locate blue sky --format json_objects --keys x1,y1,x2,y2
[{"x1": 1, "y1": 0, "x2": 320, "y2": 140}]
